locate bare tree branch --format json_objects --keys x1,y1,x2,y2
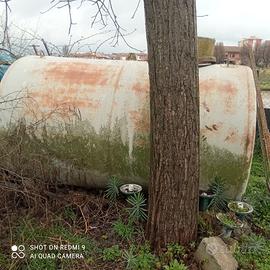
[
  {"x1": 0, "y1": 0, "x2": 11, "y2": 46},
  {"x1": 1, "y1": 0, "x2": 143, "y2": 55},
  {"x1": 47, "y1": 0, "x2": 142, "y2": 52},
  {"x1": 131, "y1": 0, "x2": 141, "y2": 19},
  {"x1": 42, "y1": 0, "x2": 77, "y2": 34},
  {"x1": 67, "y1": 30, "x2": 111, "y2": 54}
]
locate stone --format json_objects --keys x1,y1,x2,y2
[
  {"x1": 195, "y1": 237, "x2": 238, "y2": 270},
  {"x1": 224, "y1": 238, "x2": 238, "y2": 254}
]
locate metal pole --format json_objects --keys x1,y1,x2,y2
[{"x1": 41, "y1": 39, "x2": 51, "y2": 56}]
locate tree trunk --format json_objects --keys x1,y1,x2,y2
[{"x1": 144, "y1": 0, "x2": 199, "y2": 252}]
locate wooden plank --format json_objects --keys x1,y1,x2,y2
[{"x1": 249, "y1": 48, "x2": 270, "y2": 192}]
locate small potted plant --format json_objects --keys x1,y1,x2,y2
[
  {"x1": 199, "y1": 190, "x2": 215, "y2": 212},
  {"x1": 216, "y1": 212, "x2": 243, "y2": 238},
  {"x1": 199, "y1": 176, "x2": 227, "y2": 212},
  {"x1": 228, "y1": 201, "x2": 253, "y2": 220}
]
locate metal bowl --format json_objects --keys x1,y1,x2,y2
[
  {"x1": 228, "y1": 201, "x2": 253, "y2": 215},
  {"x1": 119, "y1": 184, "x2": 142, "y2": 195},
  {"x1": 216, "y1": 213, "x2": 243, "y2": 229}
]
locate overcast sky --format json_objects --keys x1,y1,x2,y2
[{"x1": 4, "y1": 0, "x2": 270, "y2": 53}]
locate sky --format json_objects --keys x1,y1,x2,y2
[{"x1": 3, "y1": 0, "x2": 270, "y2": 53}]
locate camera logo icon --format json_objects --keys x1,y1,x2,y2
[{"x1": 11, "y1": 245, "x2": 25, "y2": 259}]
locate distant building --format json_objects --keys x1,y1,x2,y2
[
  {"x1": 69, "y1": 51, "x2": 148, "y2": 61},
  {"x1": 69, "y1": 52, "x2": 111, "y2": 59},
  {"x1": 111, "y1": 52, "x2": 148, "y2": 61},
  {"x1": 263, "y1": 40, "x2": 270, "y2": 46},
  {"x1": 136, "y1": 53, "x2": 148, "y2": 61},
  {"x1": 239, "y1": 36, "x2": 262, "y2": 49},
  {"x1": 111, "y1": 53, "x2": 129, "y2": 60},
  {"x1": 224, "y1": 46, "x2": 241, "y2": 64}
]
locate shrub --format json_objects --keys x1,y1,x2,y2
[
  {"x1": 122, "y1": 244, "x2": 157, "y2": 270},
  {"x1": 164, "y1": 259, "x2": 188, "y2": 270},
  {"x1": 113, "y1": 219, "x2": 134, "y2": 240},
  {"x1": 235, "y1": 234, "x2": 270, "y2": 270},
  {"x1": 102, "y1": 245, "x2": 121, "y2": 262}
]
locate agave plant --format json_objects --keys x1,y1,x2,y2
[
  {"x1": 105, "y1": 176, "x2": 121, "y2": 201},
  {"x1": 208, "y1": 176, "x2": 228, "y2": 211},
  {"x1": 122, "y1": 246, "x2": 137, "y2": 270},
  {"x1": 127, "y1": 192, "x2": 148, "y2": 221}
]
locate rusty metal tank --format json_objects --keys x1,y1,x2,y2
[{"x1": 0, "y1": 56, "x2": 256, "y2": 199}]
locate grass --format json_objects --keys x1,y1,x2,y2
[
  {"x1": 102, "y1": 245, "x2": 121, "y2": 262},
  {"x1": 1, "y1": 135, "x2": 270, "y2": 269},
  {"x1": 123, "y1": 244, "x2": 157, "y2": 270},
  {"x1": 164, "y1": 260, "x2": 188, "y2": 270},
  {"x1": 233, "y1": 139, "x2": 270, "y2": 269},
  {"x1": 235, "y1": 234, "x2": 270, "y2": 270},
  {"x1": 245, "y1": 175, "x2": 270, "y2": 232},
  {"x1": 260, "y1": 68, "x2": 270, "y2": 90},
  {"x1": 246, "y1": 139, "x2": 270, "y2": 233},
  {"x1": 1, "y1": 213, "x2": 190, "y2": 270},
  {"x1": 113, "y1": 219, "x2": 135, "y2": 241},
  {"x1": 0, "y1": 182, "x2": 194, "y2": 270},
  {"x1": 8, "y1": 218, "x2": 97, "y2": 270}
]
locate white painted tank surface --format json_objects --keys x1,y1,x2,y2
[{"x1": 0, "y1": 56, "x2": 256, "y2": 198}]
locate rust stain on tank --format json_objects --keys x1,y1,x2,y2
[
  {"x1": 205, "y1": 125, "x2": 213, "y2": 131},
  {"x1": 200, "y1": 79, "x2": 237, "y2": 113},
  {"x1": 202, "y1": 122, "x2": 223, "y2": 135},
  {"x1": 224, "y1": 130, "x2": 239, "y2": 144},
  {"x1": 224, "y1": 83, "x2": 237, "y2": 95},
  {"x1": 243, "y1": 125, "x2": 256, "y2": 160},
  {"x1": 44, "y1": 62, "x2": 112, "y2": 87},
  {"x1": 204, "y1": 124, "x2": 219, "y2": 132},
  {"x1": 200, "y1": 79, "x2": 237, "y2": 95},
  {"x1": 30, "y1": 90, "x2": 100, "y2": 110},
  {"x1": 112, "y1": 100, "x2": 118, "y2": 109},
  {"x1": 129, "y1": 109, "x2": 149, "y2": 133},
  {"x1": 202, "y1": 101, "x2": 210, "y2": 112},
  {"x1": 212, "y1": 124, "x2": 218, "y2": 131},
  {"x1": 131, "y1": 67, "x2": 149, "y2": 95},
  {"x1": 132, "y1": 81, "x2": 149, "y2": 95}
]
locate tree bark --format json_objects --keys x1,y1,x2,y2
[{"x1": 144, "y1": 0, "x2": 199, "y2": 252}]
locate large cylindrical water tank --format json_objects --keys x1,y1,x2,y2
[{"x1": 0, "y1": 56, "x2": 256, "y2": 198}]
